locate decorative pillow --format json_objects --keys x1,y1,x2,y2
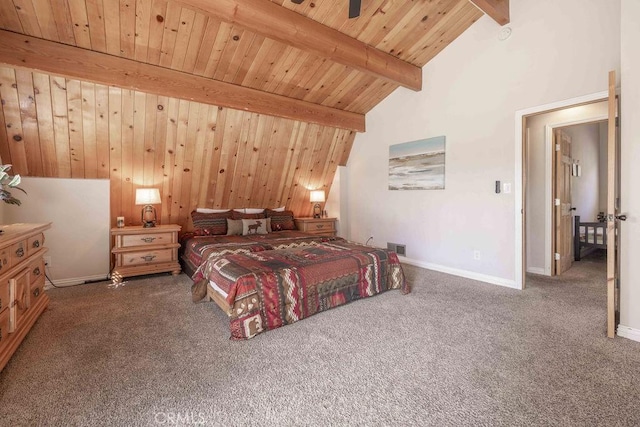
[
  {"x1": 271, "y1": 206, "x2": 286, "y2": 212},
  {"x1": 242, "y1": 218, "x2": 268, "y2": 235},
  {"x1": 191, "y1": 211, "x2": 231, "y2": 235},
  {"x1": 226, "y1": 219, "x2": 243, "y2": 236},
  {"x1": 265, "y1": 209, "x2": 295, "y2": 231},
  {"x1": 231, "y1": 210, "x2": 266, "y2": 220},
  {"x1": 196, "y1": 208, "x2": 230, "y2": 213}
]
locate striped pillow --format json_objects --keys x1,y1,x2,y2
[
  {"x1": 265, "y1": 209, "x2": 295, "y2": 231},
  {"x1": 191, "y1": 211, "x2": 232, "y2": 235},
  {"x1": 231, "y1": 211, "x2": 266, "y2": 220}
]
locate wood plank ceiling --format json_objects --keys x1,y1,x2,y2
[{"x1": 0, "y1": 0, "x2": 494, "y2": 229}]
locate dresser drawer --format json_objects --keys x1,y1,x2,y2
[
  {"x1": 117, "y1": 248, "x2": 175, "y2": 266},
  {"x1": 27, "y1": 233, "x2": 45, "y2": 256},
  {"x1": 0, "y1": 247, "x2": 11, "y2": 273},
  {"x1": 9, "y1": 240, "x2": 27, "y2": 265},
  {"x1": 120, "y1": 232, "x2": 175, "y2": 248},
  {"x1": 0, "y1": 308, "x2": 9, "y2": 345},
  {"x1": 28, "y1": 258, "x2": 45, "y2": 284},
  {"x1": 30, "y1": 276, "x2": 45, "y2": 305},
  {"x1": 0, "y1": 281, "x2": 9, "y2": 313}
]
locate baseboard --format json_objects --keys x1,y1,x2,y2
[
  {"x1": 617, "y1": 325, "x2": 640, "y2": 342},
  {"x1": 526, "y1": 267, "x2": 546, "y2": 275},
  {"x1": 398, "y1": 256, "x2": 518, "y2": 289},
  {"x1": 45, "y1": 274, "x2": 110, "y2": 289}
]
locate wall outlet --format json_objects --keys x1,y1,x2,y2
[
  {"x1": 503, "y1": 182, "x2": 512, "y2": 194},
  {"x1": 44, "y1": 256, "x2": 52, "y2": 267},
  {"x1": 473, "y1": 250, "x2": 481, "y2": 260}
]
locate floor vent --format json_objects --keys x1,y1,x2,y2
[{"x1": 387, "y1": 243, "x2": 406, "y2": 256}]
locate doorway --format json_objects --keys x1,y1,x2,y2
[
  {"x1": 521, "y1": 100, "x2": 608, "y2": 277},
  {"x1": 515, "y1": 73, "x2": 621, "y2": 338}
]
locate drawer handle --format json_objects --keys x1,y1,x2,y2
[
  {"x1": 15, "y1": 247, "x2": 24, "y2": 258},
  {"x1": 33, "y1": 287, "x2": 40, "y2": 298},
  {"x1": 141, "y1": 255, "x2": 156, "y2": 262},
  {"x1": 316, "y1": 224, "x2": 325, "y2": 229},
  {"x1": 141, "y1": 237, "x2": 156, "y2": 243},
  {"x1": 32, "y1": 240, "x2": 40, "y2": 248},
  {"x1": 33, "y1": 267, "x2": 41, "y2": 276}
]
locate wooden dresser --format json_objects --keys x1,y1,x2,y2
[
  {"x1": 0, "y1": 223, "x2": 51, "y2": 372},
  {"x1": 294, "y1": 217, "x2": 337, "y2": 237},
  {"x1": 110, "y1": 224, "x2": 181, "y2": 281}
]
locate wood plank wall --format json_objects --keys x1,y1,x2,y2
[{"x1": 0, "y1": 65, "x2": 355, "y2": 230}]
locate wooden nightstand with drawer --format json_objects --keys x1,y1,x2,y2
[
  {"x1": 110, "y1": 225, "x2": 181, "y2": 281},
  {"x1": 294, "y1": 217, "x2": 337, "y2": 237}
]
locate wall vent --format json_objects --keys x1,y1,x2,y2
[{"x1": 387, "y1": 243, "x2": 406, "y2": 256}]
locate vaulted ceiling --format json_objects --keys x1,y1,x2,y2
[{"x1": 0, "y1": 0, "x2": 508, "y2": 227}]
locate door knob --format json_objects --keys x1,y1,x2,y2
[
  {"x1": 616, "y1": 214, "x2": 627, "y2": 221},
  {"x1": 569, "y1": 207, "x2": 577, "y2": 211}
]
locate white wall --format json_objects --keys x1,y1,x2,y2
[
  {"x1": 346, "y1": 0, "x2": 620, "y2": 288},
  {"x1": 598, "y1": 122, "x2": 609, "y2": 213},
  {"x1": 525, "y1": 103, "x2": 607, "y2": 274},
  {"x1": 324, "y1": 166, "x2": 349, "y2": 238},
  {"x1": 1, "y1": 177, "x2": 110, "y2": 286},
  {"x1": 619, "y1": 0, "x2": 640, "y2": 339},
  {"x1": 565, "y1": 123, "x2": 601, "y2": 222}
]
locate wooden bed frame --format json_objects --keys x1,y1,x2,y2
[
  {"x1": 206, "y1": 285, "x2": 232, "y2": 316},
  {"x1": 574, "y1": 215, "x2": 607, "y2": 261}
]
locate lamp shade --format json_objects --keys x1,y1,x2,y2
[
  {"x1": 309, "y1": 190, "x2": 326, "y2": 203},
  {"x1": 135, "y1": 188, "x2": 161, "y2": 205}
]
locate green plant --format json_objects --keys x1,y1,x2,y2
[{"x1": 0, "y1": 164, "x2": 26, "y2": 206}]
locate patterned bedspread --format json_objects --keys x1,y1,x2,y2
[
  {"x1": 182, "y1": 231, "x2": 340, "y2": 280},
  {"x1": 195, "y1": 240, "x2": 409, "y2": 340}
]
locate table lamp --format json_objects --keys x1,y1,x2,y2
[{"x1": 135, "y1": 188, "x2": 161, "y2": 227}]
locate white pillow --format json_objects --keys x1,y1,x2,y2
[
  {"x1": 242, "y1": 218, "x2": 268, "y2": 235},
  {"x1": 196, "y1": 208, "x2": 230, "y2": 213},
  {"x1": 233, "y1": 208, "x2": 265, "y2": 214},
  {"x1": 271, "y1": 206, "x2": 285, "y2": 212}
]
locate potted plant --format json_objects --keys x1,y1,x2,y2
[{"x1": 0, "y1": 164, "x2": 26, "y2": 206}]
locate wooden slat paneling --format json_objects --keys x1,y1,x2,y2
[
  {"x1": 0, "y1": 66, "x2": 352, "y2": 227},
  {"x1": 0, "y1": 0, "x2": 484, "y2": 230}
]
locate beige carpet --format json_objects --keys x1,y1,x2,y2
[{"x1": 1, "y1": 252, "x2": 639, "y2": 426}]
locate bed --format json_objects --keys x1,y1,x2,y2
[
  {"x1": 574, "y1": 215, "x2": 607, "y2": 261},
  {"x1": 182, "y1": 209, "x2": 410, "y2": 339},
  {"x1": 181, "y1": 230, "x2": 336, "y2": 278}
]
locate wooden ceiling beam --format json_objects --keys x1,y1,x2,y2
[
  {"x1": 0, "y1": 30, "x2": 365, "y2": 132},
  {"x1": 469, "y1": 0, "x2": 510, "y2": 25},
  {"x1": 178, "y1": 0, "x2": 422, "y2": 91}
]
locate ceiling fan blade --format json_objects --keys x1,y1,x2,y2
[{"x1": 348, "y1": 0, "x2": 361, "y2": 18}]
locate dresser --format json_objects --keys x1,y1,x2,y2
[
  {"x1": 110, "y1": 224, "x2": 181, "y2": 281},
  {"x1": 294, "y1": 217, "x2": 337, "y2": 237},
  {"x1": 0, "y1": 223, "x2": 51, "y2": 372}
]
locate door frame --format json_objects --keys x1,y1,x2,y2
[
  {"x1": 514, "y1": 90, "x2": 608, "y2": 290},
  {"x1": 544, "y1": 117, "x2": 607, "y2": 276}
]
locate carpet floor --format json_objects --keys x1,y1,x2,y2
[{"x1": 1, "y1": 252, "x2": 639, "y2": 426}]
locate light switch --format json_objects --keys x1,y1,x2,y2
[{"x1": 503, "y1": 183, "x2": 511, "y2": 194}]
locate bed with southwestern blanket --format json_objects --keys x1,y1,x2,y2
[
  {"x1": 181, "y1": 230, "x2": 338, "y2": 278},
  {"x1": 191, "y1": 240, "x2": 409, "y2": 340}
]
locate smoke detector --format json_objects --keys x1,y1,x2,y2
[{"x1": 498, "y1": 26, "x2": 512, "y2": 41}]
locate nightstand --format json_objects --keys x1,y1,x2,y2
[
  {"x1": 110, "y1": 224, "x2": 181, "y2": 281},
  {"x1": 294, "y1": 217, "x2": 337, "y2": 237}
]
